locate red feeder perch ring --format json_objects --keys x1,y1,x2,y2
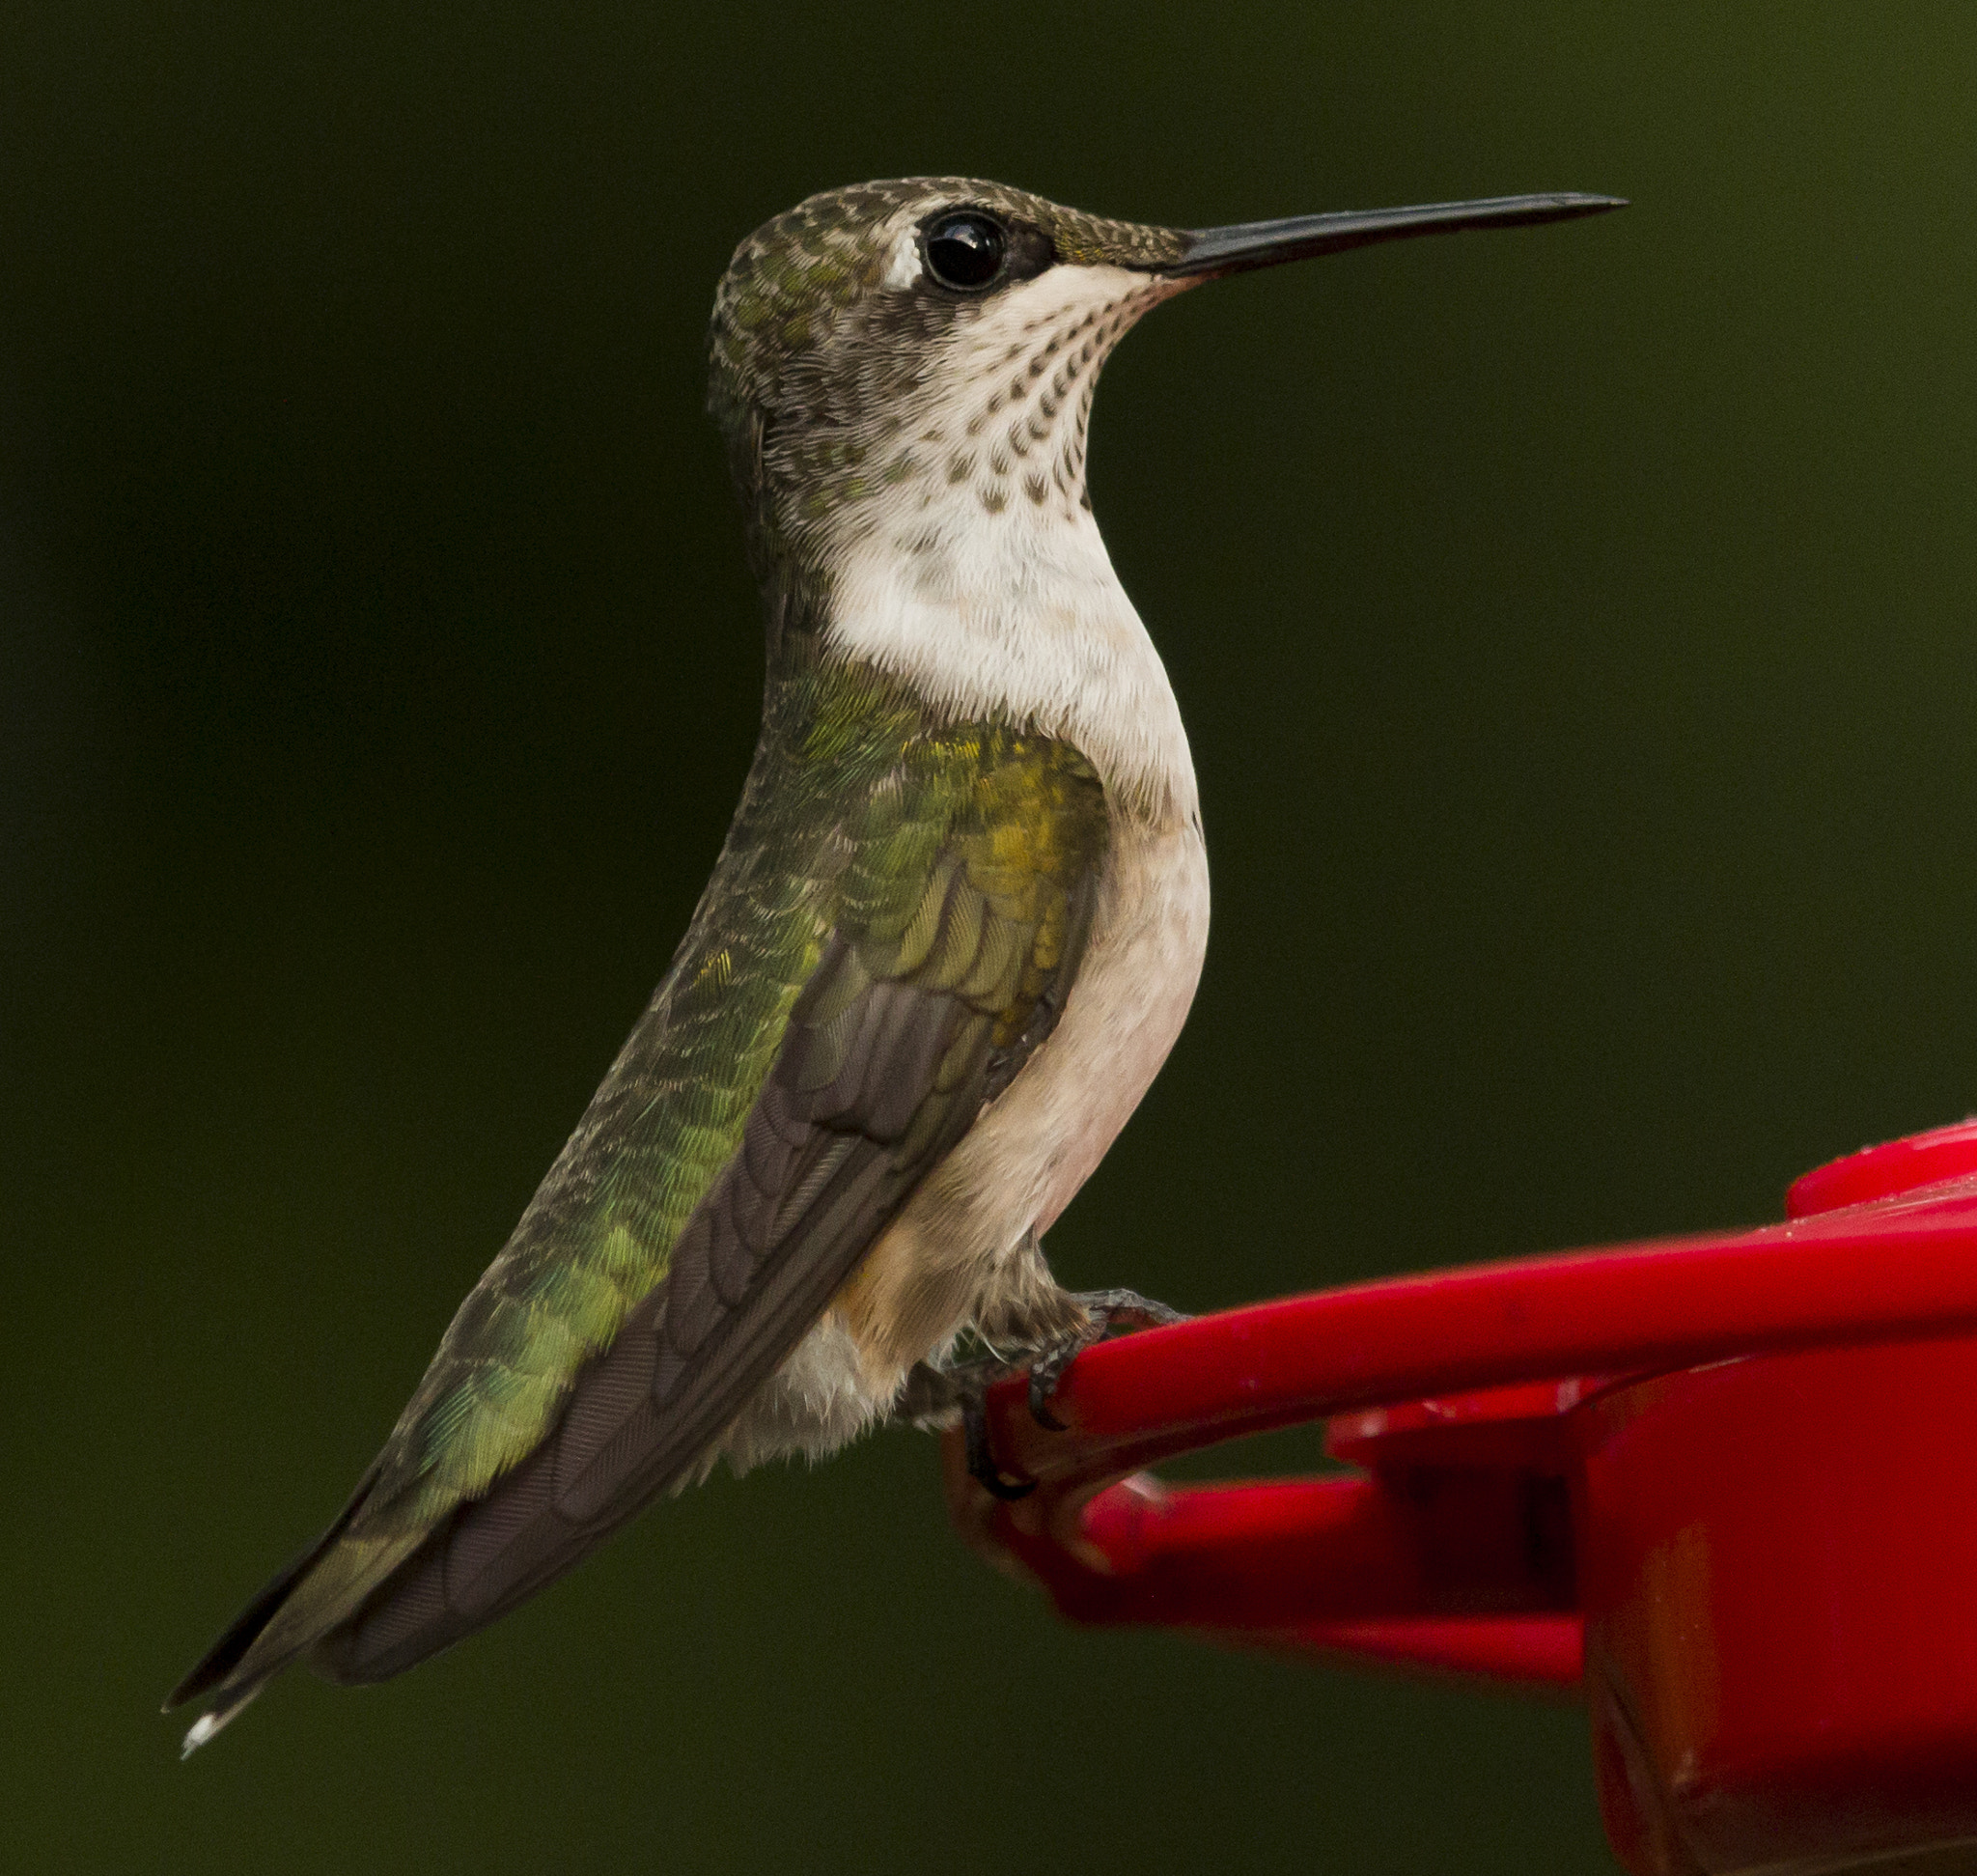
[{"x1": 943, "y1": 1120, "x2": 1977, "y2": 1876}]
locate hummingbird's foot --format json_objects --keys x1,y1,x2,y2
[
  {"x1": 1027, "y1": 1289, "x2": 1191, "y2": 1432},
  {"x1": 895, "y1": 1356, "x2": 1035, "y2": 1496},
  {"x1": 961, "y1": 1385, "x2": 1036, "y2": 1501},
  {"x1": 896, "y1": 1359, "x2": 963, "y2": 1425},
  {"x1": 896, "y1": 1354, "x2": 1015, "y2": 1426}
]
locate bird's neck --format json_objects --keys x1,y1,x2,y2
[{"x1": 756, "y1": 489, "x2": 1197, "y2": 831}]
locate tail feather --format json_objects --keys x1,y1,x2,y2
[
  {"x1": 178, "y1": 1678, "x2": 268, "y2": 1757},
  {"x1": 166, "y1": 1516, "x2": 350, "y2": 1712},
  {"x1": 164, "y1": 1462, "x2": 384, "y2": 1726}
]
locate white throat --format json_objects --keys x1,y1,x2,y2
[{"x1": 823, "y1": 261, "x2": 1198, "y2": 825}]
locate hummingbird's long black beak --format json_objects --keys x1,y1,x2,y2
[{"x1": 1167, "y1": 192, "x2": 1626, "y2": 277}]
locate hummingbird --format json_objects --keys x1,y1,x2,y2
[{"x1": 166, "y1": 176, "x2": 1620, "y2": 1751}]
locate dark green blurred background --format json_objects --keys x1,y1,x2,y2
[{"x1": 6, "y1": 4, "x2": 1975, "y2": 1869}]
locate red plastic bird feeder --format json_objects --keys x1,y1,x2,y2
[{"x1": 945, "y1": 1119, "x2": 1977, "y2": 1875}]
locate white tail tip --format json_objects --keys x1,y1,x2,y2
[{"x1": 178, "y1": 1680, "x2": 265, "y2": 1758}]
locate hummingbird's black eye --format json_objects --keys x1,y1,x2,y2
[{"x1": 923, "y1": 212, "x2": 1008, "y2": 292}]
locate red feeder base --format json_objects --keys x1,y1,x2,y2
[{"x1": 945, "y1": 1120, "x2": 1977, "y2": 1875}]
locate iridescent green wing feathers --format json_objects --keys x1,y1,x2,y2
[{"x1": 169, "y1": 652, "x2": 1108, "y2": 1715}]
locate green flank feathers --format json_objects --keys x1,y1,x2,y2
[{"x1": 168, "y1": 638, "x2": 1108, "y2": 1738}]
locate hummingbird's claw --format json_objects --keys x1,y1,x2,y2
[
  {"x1": 1026, "y1": 1355, "x2": 1077, "y2": 1432},
  {"x1": 951, "y1": 1289, "x2": 1187, "y2": 1490},
  {"x1": 961, "y1": 1388, "x2": 1036, "y2": 1501},
  {"x1": 1026, "y1": 1289, "x2": 1191, "y2": 1432}
]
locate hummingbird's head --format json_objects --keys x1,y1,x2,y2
[
  {"x1": 707, "y1": 178, "x2": 1194, "y2": 578},
  {"x1": 706, "y1": 177, "x2": 1622, "y2": 649},
  {"x1": 708, "y1": 178, "x2": 1621, "y2": 568}
]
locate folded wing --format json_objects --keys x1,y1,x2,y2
[{"x1": 168, "y1": 698, "x2": 1107, "y2": 1734}]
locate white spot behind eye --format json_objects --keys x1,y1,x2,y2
[{"x1": 882, "y1": 229, "x2": 922, "y2": 292}]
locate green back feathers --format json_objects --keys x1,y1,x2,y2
[
  {"x1": 378, "y1": 654, "x2": 1103, "y2": 1526},
  {"x1": 172, "y1": 640, "x2": 1110, "y2": 1713}
]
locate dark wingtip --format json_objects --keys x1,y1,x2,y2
[
  {"x1": 164, "y1": 1463, "x2": 383, "y2": 1713},
  {"x1": 163, "y1": 1533, "x2": 327, "y2": 1710}
]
